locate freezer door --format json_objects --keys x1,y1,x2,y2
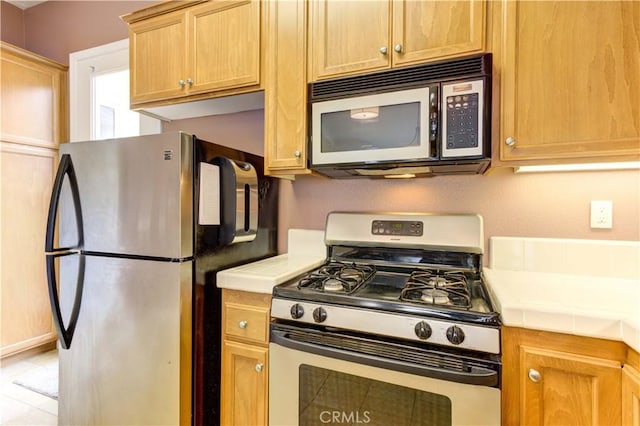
[
  {"x1": 59, "y1": 132, "x2": 194, "y2": 259},
  {"x1": 57, "y1": 255, "x2": 192, "y2": 425}
]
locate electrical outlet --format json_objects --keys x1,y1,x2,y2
[{"x1": 590, "y1": 200, "x2": 613, "y2": 229}]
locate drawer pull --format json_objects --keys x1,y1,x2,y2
[
  {"x1": 528, "y1": 368, "x2": 541, "y2": 383},
  {"x1": 238, "y1": 320, "x2": 248, "y2": 329},
  {"x1": 255, "y1": 363, "x2": 264, "y2": 373}
]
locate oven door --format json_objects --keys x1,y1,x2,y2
[{"x1": 269, "y1": 325, "x2": 500, "y2": 426}]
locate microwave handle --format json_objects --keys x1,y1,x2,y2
[{"x1": 429, "y1": 85, "x2": 439, "y2": 144}]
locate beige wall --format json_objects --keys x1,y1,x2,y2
[
  {"x1": 0, "y1": 1, "x2": 26, "y2": 48},
  {"x1": 162, "y1": 111, "x2": 640, "y2": 258},
  {"x1": 9, "y1": 1, "x2": 640, "y2": 262},
  {"x1": 11, "y1": 0, "x2": 153, "y2": 65}
]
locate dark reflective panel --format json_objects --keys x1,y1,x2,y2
[{"x1": 299, "y1": 365, "x2": 452, "y2": 426}]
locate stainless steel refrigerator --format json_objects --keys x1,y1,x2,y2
[{"x1": 44, "y1": 132, "x2": 277, "y2": 425}]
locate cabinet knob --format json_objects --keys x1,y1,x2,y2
[
  {"x1": 255, "y1": 363, "x2": 264, "y2": 373},
  {"x1": 394, "y1": 44, "x2": 403, "y2": 53},
  {"x1": 528, "y1": 368, "x2": 541, "y2": 383},
  {"x1": 186, "y1": 78, "x2": 193, "y2": 86},
  {"x1": 379, "y1": 46, "x2": 388, "y2": 55},
  {"x1": 505, "y1": 136, "x2": 516, "y2": 147},
  {"x1": 178, "y1": 79, "x2": 186, "y2": 88},
  {"x1": 238, "y1": 320, "x2": 248, "y2": 329},
  {"x1": 294, "y1": 150, "x2": 301, "y2": 158}
]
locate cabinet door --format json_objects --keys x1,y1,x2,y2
[
  {"x1": 623, "y1": 364, "x2": 640, "y2": 426},
  {"x1": 1, "y1": 44, "x2": 67, "y2": 148},
  {"x1": 264, "y1": 0, "x2": 311, "y2": 175},
  {"x1": 129, "y1": 10, "x2": 187, "y2": 104},
  {"x1": 220, "y1": 340, "x2": 267, "y2": 426},
  {"x1": 0, "y1": 143, "x2": 58, "y2": 358},
  {"x1": 309, "y1": 0, "x2": 390, "y2": 80},
  {"x1": 188, "y1": 0, "x2": 261, "y2": 94},
  {"x1": 521, "y1": 347, "x2": 621, "y2": 425},
  {"x1": 494, "y1": 1, "x2": 640, "y2": 163},
  {"x1": 392, "y1": 0, "x2": 485, "y2": 67}
]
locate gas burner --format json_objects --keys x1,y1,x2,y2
[
  {"x1": 401, "y1": 269, "x2": 471, "y2": 308},
  {"x1": 297, "y1": 262, "x2": 376, "y2": 294},
  {"x1": 421, "y1": 289, "x2": 451, "y2": 304},
  {"x1": 323, "y1": 279, "x2": 345, "y2": 292}
]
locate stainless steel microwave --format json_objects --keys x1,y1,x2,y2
[{"x1": 308, "y1": 54, "x2": 492, "y2": 178}]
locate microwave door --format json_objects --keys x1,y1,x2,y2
[{"x1": 311, "y1": 87, "x2": 434, "y2": 166}]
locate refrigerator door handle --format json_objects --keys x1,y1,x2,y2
[
  {"x1": 46, "y1": 252, "x2": 85, "y2": 349},
  {"x1": 45, "y1": 153, "x2": 84, "y2": 253}
]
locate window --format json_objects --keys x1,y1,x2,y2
[{"x1": 69, "y1": 39, "x2": 160, "y2": 142}]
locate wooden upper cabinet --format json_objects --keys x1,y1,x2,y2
[
  {"x1": 129, "y1": 10, "x2": 187, "y2": 104},
  {"x1": 189, "y1": 1, "x2": 260, "y2": 94},
  {"x1": 392, "y1": 0, "x2": 485, "y2": 68},
  {"x1": 309, "y1": 0, "x2": 486, "y2": 81},
  {"x1": 0, "y1": 42, "x2": 68, "y2": 148},
  {"x1": 124, "y1": 0, "x2": 262, "y2": 108},
  {"x1": 264, "y1": 0, "x2": 311, "y2": 176},
  {"x1": 492, "y1": 0, "x2": 640, "y2": 165},
  {"x1": 309, "y1": 0, "x2": 390, "y2": 80}
]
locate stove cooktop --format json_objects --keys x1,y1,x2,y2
[
  {"x1": 270, "y1": 212, "x2": 501, "y2": 354},
  {"x1": 273, "y1": 260, "x2": 500, "y2": 326}
]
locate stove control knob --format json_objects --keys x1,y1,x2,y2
[
  {"x1": 446, "y1": 326, "x2": 465, "y2": 345},
  {"x1": 312, "y1": 307, "x2": 327, "y2": 323},
  {"x1": 414, "y1": 321, "x2": 432, "y2": 340},
  {"x1": 290, "y1": 304, "x2": 304, "y2": 319}
]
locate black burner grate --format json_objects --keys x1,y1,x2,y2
[
  {"x1": 297, "y1": 261, "x2": 376, "y2": 294},
  {"x1": 400, "y1": 270, "x2": 471, "y2": 309}
]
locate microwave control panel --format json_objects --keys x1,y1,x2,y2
[{"x1": 441, "y1": 80, "x2": 485, "y2": 158}]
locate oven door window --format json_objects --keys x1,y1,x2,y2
[
  {"x1": 311, "y1": 88, "x2": 434, "y2": 166},
  {"x1": 299, "y1": 365, "x2": 452, "y2": 426}
]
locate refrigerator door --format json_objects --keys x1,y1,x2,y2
[
  {"x1": 57, "y1": 254, "x2": 192, "y2": 425},
  {"x1": 59, "y1": 132, "x2": 194, "y2": 259}
]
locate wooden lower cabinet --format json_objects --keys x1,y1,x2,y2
[
  {"x1": 502, "y1": 327, "x2": 627, "y2": 425},
  {"x1": 221, "y1": 340, "x2": 268, "y2": 426},
  {"x1": 623, "y1": 349, "x2": 640, "y2": 426},
  {"x1": 0, "y1": 143, "x2": 58, "y2": 358},
  {"x1": 220, "y1": 289, "x2": 270, "y2": 426}
]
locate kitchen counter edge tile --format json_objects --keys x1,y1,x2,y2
[{"x1": 484, "y1": 268, "x2": 640, "y2": 353}]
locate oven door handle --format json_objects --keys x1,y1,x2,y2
[{"x1": 270, "y1": 329, "x2": 499, "y2": 387}]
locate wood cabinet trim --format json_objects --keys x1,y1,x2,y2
[
  {"x1": 622, "y1": 363, "x2": 640, "y2": 426},
  {"x1": 121, "y1": 0, "x2": 208, "y2": 24}
]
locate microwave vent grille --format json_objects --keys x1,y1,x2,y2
[{"x1": 310, "y1": 54, "x2": 490, "y2": 100}]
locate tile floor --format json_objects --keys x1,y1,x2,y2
[{"x1": 0, "y1": 350, "x2": 58, "y2": 425}]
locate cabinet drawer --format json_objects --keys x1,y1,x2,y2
[{"x1": 223, "y1": 302, "x2": 269, "y2": 344}]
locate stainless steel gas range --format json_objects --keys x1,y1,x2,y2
[{"x1": 269, "y1": 212, "x2": 501, "y2": 426}]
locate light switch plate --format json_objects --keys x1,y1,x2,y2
[{"x1": 590, "y1": 200, "x2": 613, "y2": 229}]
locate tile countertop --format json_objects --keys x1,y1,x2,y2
[
  {"x1": 485, "y1": 237, "x2": 640, "y2": 353},
  {"x1": 217, "y1": 229, "x2": 326, "y2": 294}
]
